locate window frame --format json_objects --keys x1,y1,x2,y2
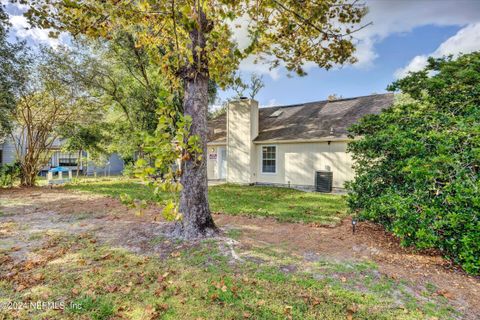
[
  {"x1": 58, "y1": 152, "x2": 78, "y2": 167},
  {"x1": 260, "y1": 145, "x2": 277, "y2": 174}
]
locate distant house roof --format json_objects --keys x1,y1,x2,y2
[{"x1": 208, "y1": 93, "x2": 394, "y2": 144}]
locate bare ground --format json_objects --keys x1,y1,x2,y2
[{"x1": 1, "y1": 187, "x2": 479, "y2": 319}]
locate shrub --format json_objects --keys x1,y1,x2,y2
[
  {"x1": 0, "y1": 162, "x2": 21, "y2": 187},
  {"x1": 347, "y1": 52, "x2": 480, "y2": 274}
]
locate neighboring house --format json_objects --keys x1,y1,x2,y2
[
  {"x1": 207, "y1": 93, "x2": 394, "y2": 191},
  {"x1": 0, "y1": 137, "x2": 16, "y2": 166},
  {"x1": 0, "y1": 136, "x2": 124, "y2": 176}
]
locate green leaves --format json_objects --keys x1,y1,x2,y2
[
  {"x1": 162, "y1": 200, "x2": 183, "y2": 221},
  {"x1": 22, "y1": 0, "x2": 367, "y2": 87},
  {"x1": 347, "y1": 52, "x2": 480, "y2": 275}
]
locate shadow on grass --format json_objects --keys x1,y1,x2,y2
[{"x1": 65, "y1": 179, "x2": 347, "y2": 225}]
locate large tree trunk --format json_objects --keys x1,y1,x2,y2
[
  {"x1": 175, "y1": 73, "x2": 218, "y2": 239},
  {"x1": 174, "y1": 6, "x2": 218, "y2": 239},
  {"x1": 20, "y1": 163, "x2": 37, "y2": 187}
]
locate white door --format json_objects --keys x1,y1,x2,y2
[{"x1": 218, "y1": 147, "x2": 227, "y2": 179}]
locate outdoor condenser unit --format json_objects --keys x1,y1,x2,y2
[{"x1": 315, "y1": 171, "x2": 333, "y2": 193}]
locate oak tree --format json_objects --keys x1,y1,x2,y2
[{"x1": 21, "y1": 0, "x2": 368, "y2": 238}]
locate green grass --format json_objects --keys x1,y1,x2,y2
[
  {"x1": 0, "y1": 233, "x2": 457, "y2": 320},
  {"x1": 64, "y1": 178, "x2": 347, "y2": 225},
  {"x1": 209, "y1": 183, "x2": 347, "y2": 224}
]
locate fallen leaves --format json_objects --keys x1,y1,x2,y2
[
  {"x1": 346, "y1": 304, "x2": 359, "y2": 319},
  {"x1": 15, "y1": 284, "x2": 26, "y2": 292},
  {"x1": 284, "y1": 305, "x2": 293, "y2": 319},
  {"x1": 435, "y1": 289, "x2": 453, "y2": 299},
  {"x1": 157, "y1": 272, "x2": 170, "y2": 283},
  {"x1": 105, "y1": 284, "x2": 118, "y2": 293}
]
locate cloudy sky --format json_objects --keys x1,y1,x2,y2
[{"x1": 4, "y1": 0, "x2": 480, "y2": 107}]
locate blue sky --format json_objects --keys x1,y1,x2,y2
[
  {"x1": 3, "y1": 0, "x2": 480, "y2": 107},
  {"x1": 220, "y1": 0, "x2": 480, "y2": 107},
  {"x1": 238, "y1": 24, "x2": 462, "y2": 107}
]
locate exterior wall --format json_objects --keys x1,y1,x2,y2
[
  {"x1": 226, "y1": 99, "x2": 258, "y2": 184},
  {"x1": 1, "y1": 134, "x2": 125, "y2": 175},
  {"x1": 40, "y1": 150, "x2": 87, "y2": 172},
  {"x1": 0, "y1": 138, "x2": 18, "y2": 165},
  {"x1": 86, "y1": 153, "x2": 124, "y2": 176},
  {"x1": 254, "y1": 141, "x2": 354, "y2": 190}
]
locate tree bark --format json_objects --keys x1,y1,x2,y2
[
  {"x1": 173, "y1": 6, "x2": 218, "y2": 239},
  {"x1": 175, "y1": 73, "x2": 218, "y2": 239}
]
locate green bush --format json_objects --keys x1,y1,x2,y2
[
  {"x1": 347, "y1": 52, "x2": 480, "y2": 274},
  {"x1": 0, "y1": 162, "x2": 21, "y2": 187}
]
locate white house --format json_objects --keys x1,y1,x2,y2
[{"x1": 207, "y1": 93, "x2": 394, "y2": 192}]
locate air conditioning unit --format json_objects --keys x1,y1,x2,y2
[{"x1": 315, "y1": 171, "x2": 333, "y2": 193}]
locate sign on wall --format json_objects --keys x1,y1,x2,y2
[{"x1": 209, "y1": 153, "x2": 217, "y2": 160}]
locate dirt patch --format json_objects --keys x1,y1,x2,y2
[
  {"x1": 1, "y1": 186, "x2": 479, "y2": 319},
  {"x1": 214, "y1": 214, "x2": 480, "y2": 318}
]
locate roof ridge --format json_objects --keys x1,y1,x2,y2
[{"x1": 261, "y1": 92, "x2": 394, "y2": 110}]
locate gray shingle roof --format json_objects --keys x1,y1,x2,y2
[{"x1": 208, "y1": 93, "x2": 394, "y2": 143}]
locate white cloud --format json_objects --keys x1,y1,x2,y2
[
  {"x1": 394, "y1": 55, "x2": 429, "y2": 78},
  {"x1": 10, "y1": 16, "x2": 59, "y2": 47},
  {"x1": 229, "y1": 15, "x2": 251, "y2": 51},
  {"x1": 260, "y1": 99, "x2": 277, "y2": 108},
  {"x1": 238, "y1": 55, "x2": 281, "y2": 81},
  {"x1": 394, "y1": 23, "x2": 480, "y2": 78},
  {"x1": 231, "y1": 0, "x2": 480, "y2": 78},
  {"x1": 9, "y1": 15, "x2": 62, "y2": 47},
  {"x1": 348, "y1": 0, "x2": 480, "y2": 68}
]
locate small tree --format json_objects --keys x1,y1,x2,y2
[
  {"x1": 24, "y1": 0, "x2": 369, "y2": 238},
  {"x1": 347, "y1": 52, "x2": 480, "y2": 274},
  {"x1": 60, "y1": 124, "x2": 105, "y2": 177},
  {"x1": 8, "y1": 48, "x2": 95, "y2": 186},
  {"x1": 231, "y1": 73, "x2": 265, "y2": 99},
  {"x1": 63, "y1": 36, "x2": 176, "y2": 159}
]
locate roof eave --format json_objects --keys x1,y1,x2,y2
[
  {"x1": 253, "y1": 137, "x2": 357, "y2": 144},
  {"x1": 207, "y1": 141, "x2": 227, "y2": 146}
]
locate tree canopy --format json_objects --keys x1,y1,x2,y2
[
  {"x1": 0, "y1": 5, "x2": 28, "y2": 138},
  {"x1": 22, "y1": 0, "x2": 368, "y2": 85},
  {"x1": 347, "y1": 52, "x2": 480, "y2": 274}
]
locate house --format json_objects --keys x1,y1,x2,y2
[
  {"x1": 0, "y1": 136, "x2": 124, "y2": 176},
  {"x1": 207, "y1": 93, "x2": 394, "y2": 191}
]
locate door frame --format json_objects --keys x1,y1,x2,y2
[{"x1": 217, "y1": 146, "x2": 227, "y2": 180}]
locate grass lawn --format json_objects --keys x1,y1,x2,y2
[
  {"x1": 0, "y1": 232, "x2": 455, "y2": 320},
  {"x1": 0, "y1": 181, "x2": 462, "y2": 319},
  {"x1": 64, "y1": 177, "x2": 347, "y2": 225}
]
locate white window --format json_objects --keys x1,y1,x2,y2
[{"x1": 261, "y1": 146, "x2": 276, "y2": 173}]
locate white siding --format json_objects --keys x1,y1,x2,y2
[
  {"x1": 0, "y1": 138, "x2": 18, "y2": 165},
  {"x1": 86, "y1": 153, "x2": 124, "y2": 176},
  {"x1": 226, "y1": 99, "x2": 258, "y2": 184},
  {"x1": 254, "y1": 141, "x2": 353, "y2": 189}
]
